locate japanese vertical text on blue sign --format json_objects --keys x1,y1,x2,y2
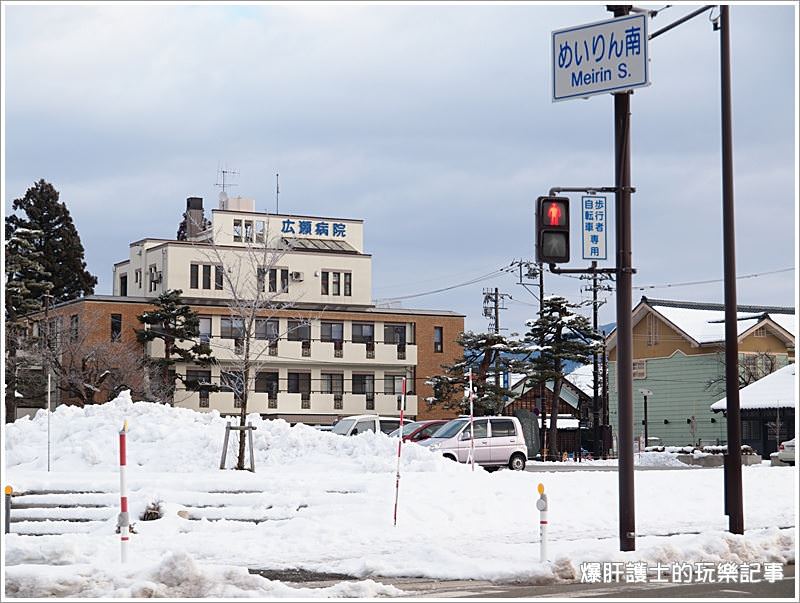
[
  {"x1": 552, "y1": 14, "x2": 649, "y2": 102},
  {"x1": 582, "y1": 196, "x2": 607, "y2": 260}
]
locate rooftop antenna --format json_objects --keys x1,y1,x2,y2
[
  {"x1": 215, "y1": 164, "x2": 239, "y2": 194},
  {"x1": 276, "y1": 172, "x2": 280, "y2": 214}
]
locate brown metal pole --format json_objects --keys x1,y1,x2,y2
[
  {"x1": 610, "y1": 0, "x2": 635, "y2": 553},
  {"x1": 720, "y1": 4, "x2": 744, "y2": 534}
]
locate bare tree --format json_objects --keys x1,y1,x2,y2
[{"x1": 705, "y1": 350, "x2": 781, "y2": 397}]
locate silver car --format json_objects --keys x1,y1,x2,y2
[
  {"x1": 777, "y1": 438, "x2": 795, "y2": 465},
  {"x1": 418, "y1": 416, "x2": 528, "y2": 470}
]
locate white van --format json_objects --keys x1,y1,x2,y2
[
  {"x1": 331, "y1": 414, "x2": 402, "y2": 436},
  {"x1": 418, "y1": 416, "x2": 528, "y2": 470}
]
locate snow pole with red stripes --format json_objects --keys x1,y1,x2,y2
[
  {"x1": 118, "y1": 420, "x2": 130, "y2": 563},
  {"x1": 392, "y1": 377, "x2": 407, "y2": 526}
]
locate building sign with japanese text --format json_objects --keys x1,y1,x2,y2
[
  {"x1": 552, "y1": 14, "x2": 649, "y2": 102},
  {"x1": 582, "y1": 195, "x2": 607, "y2": 260},
  {"x1": 280, "y1": 219, "x2": 347, "y2": 238}
]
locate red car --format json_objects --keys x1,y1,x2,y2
[{"x1": 389, "y1": 420, "x2": 449, "y2": 442}]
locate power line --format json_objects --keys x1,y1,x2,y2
[
  {"x1": 634, "y1": 267, "x2": 794, "y2": 291},
  {"x1": 374, "y1": 265, "x2": 511, "y2": 303}
]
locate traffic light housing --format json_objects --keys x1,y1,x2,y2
[{"x1": 536, "y1": 196, "x2": 570, "y2": 264}]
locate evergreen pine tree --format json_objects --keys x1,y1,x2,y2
[
  {"x1": 7, "y1": 180, "x2": 97, "y2": 304},
  {"x1": 521, "y1": 296, "x2": 602, "y2": 460},
  {"x1": 427, "y1": 331, "x2": 527, "y2": 415},
  {"x1": 136, "y1": 289, "x2": 215, "y2": 402},
  {"x1": 4, "y1": 221, "x2": 53, "y2": 422}
]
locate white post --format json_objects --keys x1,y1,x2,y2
[
  {"x1": 393, "y1": 378, "x2": 406, "y2": 526},
  {"x1": 118, "y1": 420, "x2": 130, "y2": 563},
  {"x1": 468, "y1": 369, "x2": 475, "y2": 471},
  {"x1": 47, "y1": 373, "x2": 51, "y2": 472},
  {"x1": 536, "y1": 483, "x2": 548, "y2": 563}
]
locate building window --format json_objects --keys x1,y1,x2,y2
[
  {"x1": 288, "y1": 320, "x2": 311, "y2": 342},
  {"x1": 134, "y1": 269, "x2": 142, "y2": 288},
  {"x1": 268, "y1": 268, "x2": 289, "y2": 293},
  {"x1": 384, "y1": 324, "x2": 406, "y2": 345},
  {"x1": 288, "y1": 372, "x2": 311, "y2": 408},
  {"x1": 244, "y1": 220, "x2": 254, "y2": 242},
  {"x1": 434, "y1": 326, "x2": 443, "y2": 353},
  {"x1": 332, "y1": 272, "x2": 340, "y2": 296},
  {"x1": 384, "y1": 374, "x2": 405, "y2": 395},
  {"x1": 281, "y1": 269, "x2": 289, "y2": 293},
  {"x1": 186, "y1": 369, "x2": 212, "y2": 408},
  {"x1": 220, "y1": 316, "x2": 244, "y2": 340},
  {"x1": 353, "y1": 374, "x2": 375, "y2": 409},
  {"x1": 190, "y1": 264, "x2": 199, "y2": 289},
  {"x1": 321, "y1": 271, "x2": 329, "y2": 295},
  {"x1": 221, "y1": 371, "x2": 245, "y2": 407},
  {"x1": 321, "y1": 322, "x2": 344, "y2": 342},
  {"x1": 754, "y1": 326, "x2": 767, "y2": 337},
  {"x1": 255, "y1": 318, "x2": 279, "y2": 341},
  {"x1": 202, "y1": 264, "x2": 211, "y2": 290},
  {"x1": 148, "y1": 264, "x2": 159, "y2": 292},
  {"x1": 344, "y1": 273, "x2": 352, "y2": 297},
  {"x1": 647, "y1": 313, "x2": 660, "y2": 346},
  {"x1": 322, "y1": 373, "x2": 344, "y2": 395},
  {"x1": 352, "y1": 323, "x2": 374, "y2": 344},
  {"x1": 119, "y1": 273, "x2": 128, "y2": 296},
  {"x1": 215, "y1": 265, "x2": 224, "y2": 290},
  {"x1": 268, "y1": 268, "x2": 277, "y2": 293},
  {"x1": 233, "y1": 219, "x2": 242, "y2": 242},
  {"x1": 70, "y1": 315, "x2": 79, "y2": 343},
  {"x1": 197, "y1": 316, "x2": 212, "y2": 343},
  {"x1": 255, "y1": 221, "x2": 265, "y2": 244},
  {"x1": 111, "y1": 314, "x2": 122, "y2": 342},
  {"x1": 632, "y1": 360, "x2": 646, "y2": 380},
  {"x1": 255, "y1": 372, "x2": 279, "y2": 406}
]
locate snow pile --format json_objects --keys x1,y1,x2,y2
[
  {"x1": 4, "y1": 391, "x2": 464, "y2": 475},
  {"x1": 4, "y1": 551, "x2": 405, "y2": 598}
]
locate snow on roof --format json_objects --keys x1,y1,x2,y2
[
  {"x1": 771, "y1": 313, "x2": 797, "y2": 337},
  {"x1": 653, "y1": 304, "x2": 763, "y2": 344},
  {"x1": 566, "y1": 364, "x2": 595, "y2": 397},
  {"x1": 711, "y1": 363, "x2": 796, "y2": 411}
]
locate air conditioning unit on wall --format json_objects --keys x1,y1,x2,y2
[{"x1": 290, "y1": 271, "x2": 304, "y2": 282}]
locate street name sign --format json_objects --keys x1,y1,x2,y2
[{"x1": 552, "y1": 14, "x2": 649, "y2": 102}]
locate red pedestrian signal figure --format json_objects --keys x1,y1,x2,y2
[{"x1": 536, "y1": 196, "x2": 570, "y2": 264}]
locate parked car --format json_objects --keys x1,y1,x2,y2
[
  {"x1": 777, "y1": 438, "x2": 795, "y2": 465},
  {"x1": 331, "y1": 414, "x2": 401, "y2": 436},
  {"x1": 389, "y1": 419, "x2": 449, "y2": 442},
  {"x1": 417, "y1": 416, "x2": 528, "y2": 470}
]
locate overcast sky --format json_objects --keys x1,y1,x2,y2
[{"x1": 3, "y1": 2, "x2": 797, "y2": 334}]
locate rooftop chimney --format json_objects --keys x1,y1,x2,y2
[{"x1": 186, "y1": 197, "x2": 204, "y2": 238}]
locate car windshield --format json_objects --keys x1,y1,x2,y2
[
  {"x1": 389, "y1": 422, "x2": 421, "y2": 437},
  {"x1": 332, "y1": 418, "x2": 356, "y2": 435},
  {"x1": 431, "y1": 419, "x2": 468, "y2": 439}
]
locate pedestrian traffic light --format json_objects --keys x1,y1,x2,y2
[{"x1": 536, "y1": 196, "x2": 570, "y2": 264}]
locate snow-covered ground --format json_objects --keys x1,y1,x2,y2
[{"x1": 3, "y1": 392, "x2": 797, "y2": 598}]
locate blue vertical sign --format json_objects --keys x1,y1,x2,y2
[{"x1": 581, "y1": 195, "x2": 607, "y2": 260}]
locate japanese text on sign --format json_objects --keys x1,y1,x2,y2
[
  {"x1": 280, "y1": 219, "x2": 347, "y2": 238},
  {"x1": 552, "y1": 14, "x2": 649, "y2": 102},
  {"x1": 582, "y1": 196, "x2": 607, "y2": 260}
]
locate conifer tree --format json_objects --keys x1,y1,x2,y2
[
  {"x1": 7, "y1": 180, "x2": 97, "y2": 304},
  {"x1": 136, "y1": 289, "x2": 214, "y2": 402},
  {"x1": 521, "y1": 296, "x2": 602, "y2": 460}
]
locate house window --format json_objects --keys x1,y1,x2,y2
[
  {"x1": 287, "y1": 320, "x2": 310, "y2": 342},
  {"x1": 119, "y1": 273, "x2": 128, "y2": 297},
  {"x1": 255, "y1": 221, "x2": 265, "y2": 244},
  {"x1": 220, "y1": 316, "x2": 244, "y2": 340},
  {"x1": 332, "y1": 272, "x2": 340, "y2": 296},
  {"x1": 111, "y1": 314, "x2": 122, "y2": 342},
  {"x1": 221, "y1": 371, "x2": 245, "y2": 407},
  {"x1": 344, "y1": 273, "x2": 352, "y2": 297},
  {"x1": 255, "y1": 318, "x2": 279, "y2": 341},
  {"x1": 384, "y1": 374, "x2": 405, "y2": 395},
  {"x1": 233, "y1": 219, "x2": 242, "y2": 242},
  {"x1": 186, "y1": 369, "x2": 212, "y2": 408},
  {"x1": 190, "y1": 264, "x2": 199, "y2": 289},
  {"x1": 434, "y1": 326, "x2": 443, "y2": 353},
  {"x1": 321, "y1": 271, "x2": 329, "y2": 295},
  {"x1": 134, "y1": 269, "x2": 142, "y2": 288},
  {"x1": 215, "y1": 266, "x2": 224, "y2": 290},
  {"x1": 754, "y1": 326, "x2": 767, "y2": 337},
  {"x1": 647, "y1": 313, "x2": 660, "y2": 346},
  {"x1": 632, "y1": 360, "x2": 646, "y2": 379},
  {"x1": 202, "y1": 265, "x2": 211, "y2": 290},
  {"x1": 70, "y1": 315, "x2": 79, "y2": 343},
  {"x1": 197, "y1": 316, "x2": 212, "y2": 343},
  {"x1": 352, "y1": 323, "x2": 374, "y2": 344},
  {"x1": 288, "y1": 372, "x2": 311, "y2": 408}
]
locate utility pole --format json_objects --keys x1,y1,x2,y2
[
  {"x1": 719, "y1": 4, "x2": 743, "y2": 535},
  {"x1": 482, "y1": 288, "x2": 511, "y2": 391},
  {"x1": 608, "y1": 3, "x2": 636, "y2": 553}
]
